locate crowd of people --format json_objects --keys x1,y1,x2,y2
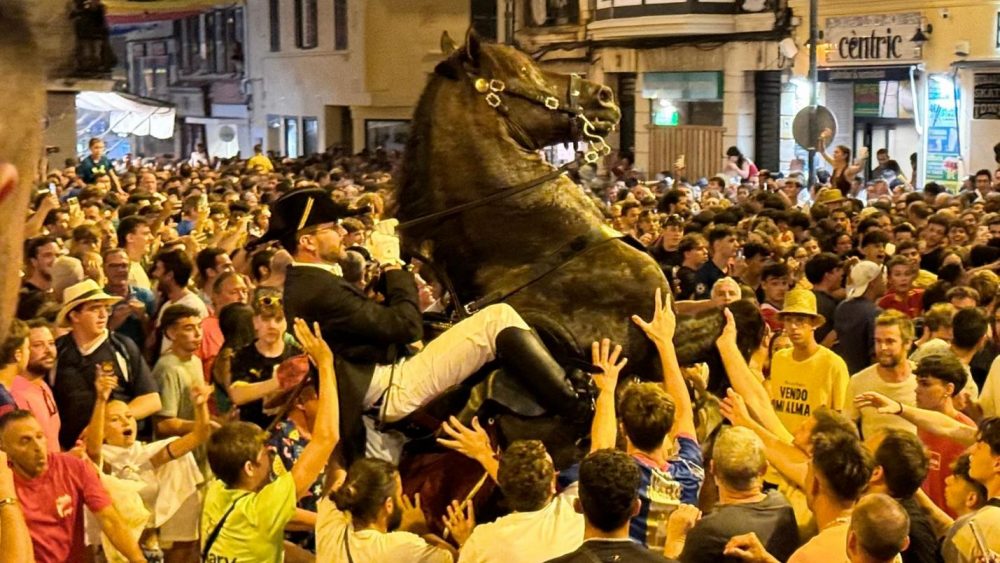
[{"x1": 0, "y1": 133, "x2": 998, "y2": 563}]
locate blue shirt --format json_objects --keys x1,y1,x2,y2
[
  {"x1": 629, "y1": 435, "x2": 705, "y2": 548},
  {"x1": 0, "y1": 384, "x2": 16, "y2": 417}
]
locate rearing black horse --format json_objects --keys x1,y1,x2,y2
[{"x1": 395, "y1": 31, "x2": 669, "y2": 384}]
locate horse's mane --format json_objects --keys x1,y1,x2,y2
[{"x1": 394, "y1": 60, "x2": 457, "y2": 224}]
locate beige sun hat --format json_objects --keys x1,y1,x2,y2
[
  {"x1": 56, "y1": 279, "x2": 122, "y2": 326},
  {"x1": 777, "y1": 288, "x2": 826, "y2": 326}
]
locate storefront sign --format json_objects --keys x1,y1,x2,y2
[
  {"x1": 926, "y1": 75, "x2": 961, "y2": 186},
  {"x1": 824, "y1": 13, "x2": 922, "y2": 66},
  {"x1": 974, "y1": 73, "x2": 1000, "y2": 120}
]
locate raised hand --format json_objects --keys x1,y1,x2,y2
[
  {"x1": 591, "y1": 338, "x2": 627, "y2": 395},
  {"x1": 714, "y1": 307, "x2": 738, "y2": 349},
  {"x1": 631, "y1": 287, "x2": 676, "y2": 346},
  {"x1": 442, "y1": 499, "x2": 475, "y2": 547},
  {"x1": 853, "y1": 391, "x2": 902, "y2": 415},
  {"x1": 666, "y1": 504, "x2": 701, "y2": 540},
  {"x1": 293, "y1": 318, "x2": 333, "y2": 369},
  {"x1": 437, "y1": 416, "x2": 494, "y2": 464},
  {"x1": 720, "y1": 388, "x2": 753, "y2": 428},
  {"x1": 399, "y1": 493, "x2": 428, "y2": 533},
  {"x1": 94, "y1": 366, "x2": 117, "y2": 402}
]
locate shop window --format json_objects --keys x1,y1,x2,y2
[
  {"x1": 643, "y1": 72, "x2": 724, "y2": 127},
  {"x1": 267, "y1": 115, "x2": 282, "y2": 154},
  {"x1": 471, "y1": 0, "x2": 498, "y2": 42}
]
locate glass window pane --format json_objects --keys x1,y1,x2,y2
[
  {"x1": 269, "y1": 0, "x2": 281, "y2": 52},
  {"x1": 285, "y1": 117, "x2": 299, "y2": 157},
  {"x1": 334, "y1": 0, "x2": 348, "y2": 50},
  {"x1": 303, "y1": 117, "x2": 319, "y2": 155}
]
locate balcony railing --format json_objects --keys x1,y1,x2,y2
[{"x1": 593, "y1": 0, "x2": 753, "y2": 21}]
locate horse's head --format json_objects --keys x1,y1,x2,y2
[{"x1": 437, "y1": 30, "x2": 620, "y2": 153}]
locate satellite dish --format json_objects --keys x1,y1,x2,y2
[
  {"x1": 530, "y1": 0, "x2": 548, "y2": 26},
  {"x1": 792, "y1": 105, "x2": 837, "y2": 151}
]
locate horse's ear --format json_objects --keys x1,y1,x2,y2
[
  {"x1": 440, "y1": 31, "x2": 458, "y2": 56},
  {"x1": 464, "y1": 27, "x2": 482, "y2": 67}
]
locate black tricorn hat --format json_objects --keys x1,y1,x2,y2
[{"x1": 255, "y1": 188, "x2": 364, "y2": 248}]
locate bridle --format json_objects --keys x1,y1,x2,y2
[
  {"x1": 396, "y1": 64, "x2": 615, "y2": 233},
  {"x1": 468, "y1": 70, "x2": 612, "y2": 165}
]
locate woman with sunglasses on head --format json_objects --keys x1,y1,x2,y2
[{"x1": 227, "y1": 291, "x2": 303, "y2": 429}]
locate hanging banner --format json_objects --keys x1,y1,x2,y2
[
  {"x1": 974, "y1": 73, "x2": 1000, "y2": 120},
  {"x1": 925, "y1": 75, "x2": 961, "y2": 186}
]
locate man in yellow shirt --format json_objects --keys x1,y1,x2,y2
[
  {"x1": 769, "y1": 289, "x2": 850, "y2": 433},
  {"x1": 246, "y1": 144, "x2": 274, "y2": 173}
]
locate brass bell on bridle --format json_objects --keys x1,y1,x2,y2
[{"x1": 474, "y1": 78, "x2": 490, "y2": 93}]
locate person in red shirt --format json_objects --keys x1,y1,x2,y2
[
  {"x1": 912, "y1": 353, "x2": 976, "y2": 518},
  {"x1": 0, "y1": 410, "x2": 145, "y2": 563},
  {"x1": 878, "y1": 255, "x2": 923, "y2": 319}
]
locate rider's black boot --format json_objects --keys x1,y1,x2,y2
[{"x1": 494, "y1": 327, "x2": 594, "y2": 425}]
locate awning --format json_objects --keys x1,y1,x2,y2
[
  {"x1": 76, "y1": 92, "x2": 176, "y2": 139},
  {"x1": 105, "y1": 0, "x2": 226, "y2": 24}
]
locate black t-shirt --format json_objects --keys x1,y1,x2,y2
[
  {"x1": 813, "y1": 289, "x2": 840, "y2": 343},
  {"x1": 679, "y1": 490, "x2": 799, "y2": 563},
  {"x1": 546, "y1": 539, "x2": 676, "y2": 563},
  {"x1": 16, "y1": 280, "x2": 51, "y2": 321},
  {"x1": 675, "y1": 266, "x2": 699, "y2": 300},
  {"x1": 900, "y1": 497, "x2": 943, "y2": 563},
  {"x1": 694, "y1": 261, "x2": 727, "y2": 299},
  {"x1": 230, "y1": 336, "x2": 302, "y2": 428},
  {"x1": 921, "y1": 246, "x2": 945, "y2": 274},
  {"x1": 53, "y1": 332, "x2": 157, "y2": 450}
]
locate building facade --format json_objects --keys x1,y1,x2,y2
[
  {"x1": 787, "y1": 0, "x2": 1000, "y2": 187},
  {"x1": 243, "y1": 0, "x2": 471, "y2": 156},
  {"x1": 515, "y1": 0, "x2": 792, "y2": 179}
]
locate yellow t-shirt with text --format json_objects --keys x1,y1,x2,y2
[{"x1": 769, "y1": 346, "x2": 850, "y2": 433}]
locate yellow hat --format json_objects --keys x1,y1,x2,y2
[
  {"x1": 777, "y1": 288, "x2": 825, "y2": 326},
  {"x1": 814, "y1": 188, "x2": 845, "y2": 206}
]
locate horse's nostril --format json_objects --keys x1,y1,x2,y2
[{"x1": 598, "y1": 86, "x2": 614, "y2": 104}]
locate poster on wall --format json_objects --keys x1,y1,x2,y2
[
  {"x1": 925, "y1": 75, "x2": 961, "y2": 187},
  {"x1": 974, "y1": 73, "x2": 1000, "y2": 120}
]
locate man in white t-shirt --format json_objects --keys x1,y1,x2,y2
[
  {"x1": 455, "y1": 439, "x2": 584, "y2": 563},
  {"x1": 316, "y1": 457, "x2": 453, "y2": 562},
  {"x1": 843, "y1": 311, "x2": 917, "y2": 439}
]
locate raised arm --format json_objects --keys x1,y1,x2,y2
[
  {"x1": 632, "y1": 288, "x2": 696, "y2": 437},
  {"x1": 817, "y1": 128, "x2": 835, "y2": 166},
  {"x1": 854, "y1": 392, "x2": 977, "y2": 446},
  {"x1": 290, "y1": 319, "x2": 340, "y2": 498},
  {"x1": 715, "y1": 309, "x2": 793, "y2": 442},
  {"x1": 721, "y1": 389, "x2": 808, "y2": 489},
  {"x1": 86, "y1": 370, "x2": 119, "y2": 464},
  {"x1": 149, "y1": 384, "x2": 214, "y2": 469},
  {"x1": 590, "y1": 339, "x2": 627, "y2": 453},
  {"x1": 0, "y1": 452, "x2": 34, "y2": 563},
  {"x1": 95, "y1": 506, "x2": 146, "y2": 563}
]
